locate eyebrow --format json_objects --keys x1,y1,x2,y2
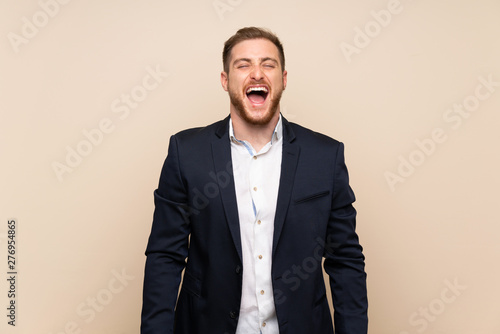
[{"x1": 233, "y1": 57, "x2": 279, "y2": 66}]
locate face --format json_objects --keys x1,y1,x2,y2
[{"x1": 221, "y1": 38, "x2": 287, "y2": 126}]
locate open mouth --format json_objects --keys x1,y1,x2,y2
[{"x1": 246, "y1": 86, "x2": 269, "y2": 105}]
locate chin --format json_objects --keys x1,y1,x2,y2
[{"x1": 241, "y1": 107, "x2": 278, "y2": 126}]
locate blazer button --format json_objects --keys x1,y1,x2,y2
[
  {"x1": 235, "y1": 265, "x2": 242, "y2": 274},
  {"x1": 229, "y1": 311, "x2": 238, "y2": 319}
]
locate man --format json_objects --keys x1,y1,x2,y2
[{"x1": 141, "y1": 27, "x2": 368, "y2": 334}]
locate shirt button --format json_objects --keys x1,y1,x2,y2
[
  {"x1": 258, "y1": 255, "x2": 263, "y2": 259},
  {"x1": 260, "y1": 290, "x2": 265, "y2": 295},
  {"x1": 257, "y1": 220, "x2": 261, "y2": 225},
  {"x1": 253, "y1": 187, "x2": 257, "y2": 191},
  {"x1": 253, "y1": 156, "x2": 257, "y2": 160},
  {"x1": 262, "y1": 322, "x2": 266, "y2": 327}
]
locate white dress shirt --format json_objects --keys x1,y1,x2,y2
[{"x1": 230, "y1": 115, "x2": 283, "y2": 334}]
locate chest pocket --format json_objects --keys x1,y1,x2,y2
[
  {"x1": 292, "y1": 190, "x2": 331, "y2": 238},
  {"x1": 293, "y1": 190, "x2": 330, "y2": 204}
]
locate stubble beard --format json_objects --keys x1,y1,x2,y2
[{"x1": 228, "y1": 83, "x2": 284, "y2": 126}]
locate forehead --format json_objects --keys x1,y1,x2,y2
[{"x1": 230, "y1": 38, "x2": 280, "y2": 62}]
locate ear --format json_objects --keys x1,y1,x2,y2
[
  {"x1": 220, "y1": 71, "x2": 229, "y2": 92},
  {"x1": 282, "y1": 70, "x2": 288, "y2": 90}
]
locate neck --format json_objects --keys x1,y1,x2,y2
[{"x1": 230, "y1": 109, "x2": 280, "y2": 153}]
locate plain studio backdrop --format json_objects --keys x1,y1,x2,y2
[{"x1": 1, "y1": 0, "x2": 499, "y2": 333}]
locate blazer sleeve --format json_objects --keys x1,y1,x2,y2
[
  {"x1": 323, "y1": 142, "x2": 368, "y2": 334},
  {"x1": 141, "y1": 135, "x2": 191, "y2": 334}
]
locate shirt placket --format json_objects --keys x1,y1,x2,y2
[{"x1": 250, "y1": 152, "x2": 269, "y2": 330}]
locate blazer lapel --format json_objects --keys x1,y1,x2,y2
[
  {"x1": 210, "y1": 116, "x2": 299, "y2": 261},
  {"x1": 272, "y1": 117, "x2": 300, "y2": 257},
  {"x1": 211, "y1": 117, "x2": 243, "y2": 262}
]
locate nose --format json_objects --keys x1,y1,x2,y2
[{"x1": 250, "y1": 65, "x2": 264, "y2": 81}]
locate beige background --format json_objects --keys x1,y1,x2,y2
[{"x1": 1, "y1": 0, "x2": 499, "y2": 333}]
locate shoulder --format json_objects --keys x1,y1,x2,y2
[
  {"x1": 285, "y1": 119, "x2": 342, "y2": 150},
  {"x1": 174, "y1": 117, "x2": 227, "y2": 138},
  {"x1": 171, "y1": 117, "x2": 228, "y2": 144}
]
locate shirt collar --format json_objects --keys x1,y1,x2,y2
[{"x1": 229, "y1": 113, "x2": 282, "y2": 145}]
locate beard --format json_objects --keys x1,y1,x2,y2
[{"x1": 228, "y1": 82, "x2": 284, "y2": 126}]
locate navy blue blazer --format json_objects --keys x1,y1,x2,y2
[{"x1": 141, "y1": 116, "x2": 368, "y2": 334}]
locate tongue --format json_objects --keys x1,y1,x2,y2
[{"x1": 247, "y1": 92, "x2": 265, "y2": 104}]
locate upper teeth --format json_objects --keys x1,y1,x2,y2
[{"x1": 246, "y1": 86, "x2": 268, "y2": 94}]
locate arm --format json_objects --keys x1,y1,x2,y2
[
  {"x1": 141, "y1": 136, "x2": 191, "y2": 334},
  {"x1": 323, "y1": 142, "x2": 368, "y2": 334}
]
